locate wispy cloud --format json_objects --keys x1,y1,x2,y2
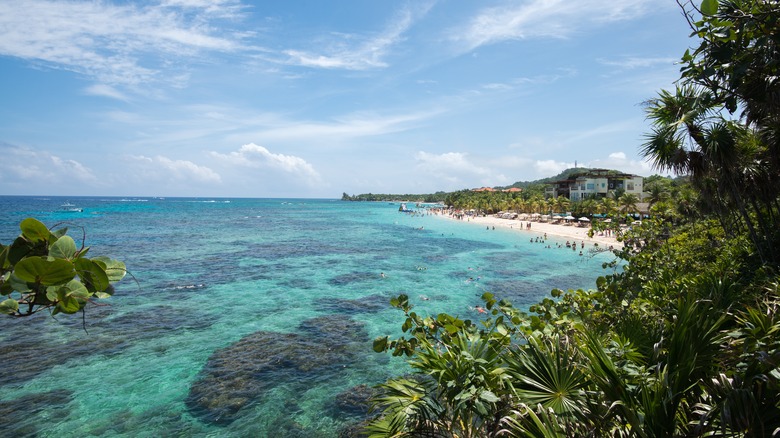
[
  {"x1": 599, "y1": 56, "x2": 678, "y2": 70},
  {"x1": 281, "y1": 2, "x2": 434, "y2": 70},
  {"x1": 0, "y1": 0, "x2": 251, "y2": 87},
  {"x1": 415, "y1": 151, "x2": 493, "y2": 179},
  {"x1": 84, "y1": 84, "x2": 130, "y2": 101},
  {"x1": 248, "y1": 110, "x2": 441, "y2": 142},
  {"x1": 452, "y1": 0, "x2": 648, "y2": 51},
  {"x1": 126, "y1": 155, "x2": 222, "y2": 183}
]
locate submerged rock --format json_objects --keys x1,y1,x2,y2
[
  {"x1": 314, "y1": 294, "x2": 389, "y2": 315},
  {"x1": 187, "y1": 316, "x2": 369, "y2": 425},
  {"x1": 332, "y1": 384, "x2": 377, "y2": 417},
  {"x1": 0, "y1": 389, "x2": 73, "y2": 436}
]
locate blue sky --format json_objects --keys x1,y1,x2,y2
[{"x1": 0, "y1": 0, "x2": 691, "y2": 198}]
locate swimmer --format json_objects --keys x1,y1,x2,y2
[
  {"x1": 380, "y1": 272, "x2": 386, "y2": 278},
  {"x1": 475, "y1": 306, "x2": 487, "y2": 314}
]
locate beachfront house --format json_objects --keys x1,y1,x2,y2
[{"x1": 545, "y1": 169, "x2": 644, "y2": 201}]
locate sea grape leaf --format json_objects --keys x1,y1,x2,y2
[
  {"x1": 56, "y1": 289, "x2": 82, "y2": 314},
  {"x1": 74, "y1": 258, "x2": 109, "y2": 291},
  {"x1": 93, "y1": 284, "x2": 114, "y2": 299},
  {"x1": 0, "y1": 298, "x2": 19, "y2": 314},
  {"x1": 701, "y1": 0, "x2": 718, "y2": 16},
  {"x1": 373, "y1": 336, "x2": 388, "y2": 353},
  {"x1": 7, "y1": 273, "x2": 31, "y2": 293},
  {"x1": 7, "y1": 237, "x2": 34, "y2": 265},
  {"x1": 20, "y1": 218, "x2": 50, "y2": 243},
  {"x1": 93, "y1": 256, "x2": 126, "y2": 282},
  {"x1": 63, "y1": 279, "x2": 91, "y2": 299},
  {"x1": 50, "y1": 236, "x2": 77, "y2": 260},
  {"x1": 14, "y1": 257, "x2": 75, "y2": 286},
  {"x1": 51, "y1": 227, "x2": 68, "y2": 239}
]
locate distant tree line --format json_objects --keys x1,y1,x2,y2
[{"x1": 341, "y1": 192, "x2": 448, "y2": 203}]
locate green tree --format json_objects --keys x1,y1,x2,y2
[
  {"x1": 618, "y1": 193, "x2": 640, "y2": 216},
  {"x1": 553, "y1": 196, "x2": 570, "y2": 215}
]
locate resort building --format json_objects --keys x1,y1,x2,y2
[{"x1": 544, "y1": 169, "x2": 644, "y2": 201}]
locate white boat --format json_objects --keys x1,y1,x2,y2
[{"x1": 60, "y1": 202, "x2": 83, "y2": 212}]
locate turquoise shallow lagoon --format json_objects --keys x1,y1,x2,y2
[{"x1": 0, "y1": 197, "x2": 617, "y2": 436}]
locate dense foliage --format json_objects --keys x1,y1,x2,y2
[
  {"x1": 0, "y1": 218, "x2": 126, "y2": 317},
  {"x1": 366, "y1": 1, "x2": 780, "y2": 436}
]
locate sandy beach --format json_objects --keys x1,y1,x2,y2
[{"x1": 435, "y1": 212, "x2": 623, "y2": 249}]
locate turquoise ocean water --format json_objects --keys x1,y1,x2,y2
[{"x1": 0, "y1": 196, "x2": 617, "y2": 437}]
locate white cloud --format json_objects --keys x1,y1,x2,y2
[
  {"x1": 609, "y1": 152, "x2": 627, "y2": 160},
  {"x1": 281, "y1": 2, "x2": 433, "y2": 70},
  {"x1": 84, "y1": 84, "x2": 129, "y2": 101},
  {"x1": 415, "y1": 151, "x2": 491, "y2": 176},
  {"x1": 534, "y1": 159, "x2": 575, "y2": 176},
  {"x1": 248, "y1": 110, "x2": 439, "y2": 142},
  {"x1": 0, "y1": 144, "x2": 98, "y2": 191},
  {"x1": 599, "y1": 56, "x2": 678, "y2": 70},
  {"x1": 585, "y1": 152, "x2": 665, "y2": 176},
  {"x1": 127, "y1": 155, "x2": 221, "y2": 183},
  {"x1": 211, "y1": 143, "x2": 320, "y2": 181},
  {"x1": 0, "y1": 1, "x2": 249, "y2": 86},
  {"x1": 452, "y1": 0, "x2": 649, "y2": 51}
]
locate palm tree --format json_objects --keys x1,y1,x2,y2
[
  {"x1": 618, "y1": 193, "x2": 639, "y2": 216},
  {"x1": 642, "y1": 85, "x2": 774, "y2": 264},
  {"x1": 600, "y1": 197, "x2": 617, "y2": 217},
  {"x1": 553, "y1": 196, "x2": 570, "y2": 216},
  {"x1": 647, "y1": 184, "x2": 668, "y2": 208}
]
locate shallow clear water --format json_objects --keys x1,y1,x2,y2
[{"x1": 0, "y1": 196, "x2": 617, "y2": 437}]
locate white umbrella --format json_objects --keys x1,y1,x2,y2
[
  {"x1": 564, "y1": 215, "x2": 576, "y2": 220},
  {"x1": 578, "y1": 217, "x2": 590, "y2": 222}
]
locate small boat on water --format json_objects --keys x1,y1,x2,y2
[{"x1": 60, "y1": 202, "x2": 83, "y2": 212}]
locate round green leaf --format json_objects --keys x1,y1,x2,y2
[
  {"x1": 373, "y1": 336, "x2": 389, "y2": 353},
  {"x1": 0, "y1": 298, "x2": 19, "y2": 314},
  {"x1": 62, "y1": 279, "x2": 91, "y2": 300},
  {"x1": 74, "y1": 258, "x2": 109, "y2": 291},
  {"x1": 56, "y1": 290, "x2": 82, "y2": 314},
  {"x1": 700, "y1": 0, "x2": 718, "y2": 16},
  {"x1": 14, "y1": 257, "x2": 75, "y2": 286},
  {"x1": 50, "y1": 235, "x2": 77, "y2": 260},
  {"x1": 93, "y1": 256, "x2": 127, "y2": 282},
  {"x1": 20, "y1": 218, "x2": 51, "y2": 243}
]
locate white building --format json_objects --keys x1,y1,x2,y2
[{"x1": 545, "y1": 170, "x2": 644, "y2": 201}]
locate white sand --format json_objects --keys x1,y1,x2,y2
[{"x1": 435, "y1": 212, "x2": 622, "y2": 249}]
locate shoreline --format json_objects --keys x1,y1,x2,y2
[{"x1": 433, "y1": 211, "x2": 623, "y2": 249}]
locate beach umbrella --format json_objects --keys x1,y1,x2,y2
[
  {"x1": 565, "y1": 215, "x2": 576, "y2": 220},
  {"x1": 579, "y1": 217, "x2": 590, "y2": 222}
]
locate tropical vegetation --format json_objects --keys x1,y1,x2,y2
[
  {"x1": 0, "y1": 218, "x2": 126, "y2": 317},
  {"x1": 366, "y1": 1, "x2": 780, "y2": 436}
]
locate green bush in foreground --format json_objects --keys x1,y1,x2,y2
[{"x1": 0, "y1": 218, "x2": 126, "y2": 317}]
